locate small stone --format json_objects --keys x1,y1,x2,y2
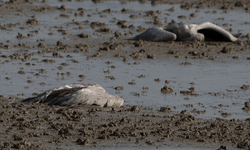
[
  {"x1": 130, "y1": 106, "x2": 140, "y2": 113},
  {"x1": 159, "y1": 107, "x2": 172, "y2": 113},
  {"x1": 161, "y1": 86, "x2": 173, "y2": 94}
]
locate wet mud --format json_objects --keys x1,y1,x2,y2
[
  {"x1": 0, "y1": 0, "x2": 250, "y2": 149},
  {"x1": 1, "y1": 97, "x2": 250, "y2": 150}
]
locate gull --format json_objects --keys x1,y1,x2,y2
[
  {"x1": 133, "y1": 22, "x2": 237, "y2": 42},
  {"x1": 22, "y1": 83, "x2": 124, "y2": 107}
]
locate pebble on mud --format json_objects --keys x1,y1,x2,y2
[
  {"x1": 218, "y1": 145, "x2": 227, "y2": 150},
  {"x1": 147, "y1": 54, "x2": 156, "y2": 59},
  {"x1": 117, "y1": 20, "x2": 128, "y2": 28},
  {"x1": 78, "y1": 33, "x2": 91, "y2": 38},
  {"x1": 90, "y1": 21, "x2": 107, "y2": 29},
  {"x1": 106, "y1": 76, "x2": 115, "y2": 80},
  {"x1": 159, "y1": 107, "x2": 172, "y2": 113},
  {"x1": 240, "y1": 84, "x2": 249, "y2": 90},
  {"x1": 76, "y1": 138, "x2": 89, "y2": 146},
  {"x1": 130, "y1": 106, "x2": 140, "y2": 113},
  {"x1": 58, "y1": 5, "x2": 66, "y2": 10},
  {"x1": 161, "y1": 85, "x2": 173, "y2": 94},
  {"x1": 220, "y1": 47, "x2": 234, "y2": 54},
  {"x1": 242, "y1": 102, "x2": 250, "y2": 111},
  {"x1": 78, "y1": 74, "x2": 86, "y2": 79},
  {"x1": 27, "y1": 18, "x2": 39, "y2": 25},
  {"x1": 115, "y1": 86, "x2": 124, "y2": 90},
  {"x1": 128, "y1": 81, "x2": 136, "y2": 85},
  {"x1": 154, "y1": 78, "x2": 161, "y2": 82},
  {"x1": 96, "y1": 27, "x2": 113, "y2": 33},
  {"x1": 165, "y1": 80, "x2": 170, "y2": 84}
]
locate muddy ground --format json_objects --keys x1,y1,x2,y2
[
  {"x1": 0, "y1": 0, "x2": 250, "y2": 149},
  {"x1": 0, "y1": 96, "x2": 250, "y2": 150}
]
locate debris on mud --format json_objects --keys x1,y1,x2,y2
[
  {"x1": 241, "y1": 84, "x2": 249, "y2": 90},
  {"x1": 161, "y1": 85, "x2": 173, "y2": 94}
]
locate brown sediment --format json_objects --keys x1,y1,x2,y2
[{"x1": 0, "y1": 97, "x2": 250, "y2": 149}]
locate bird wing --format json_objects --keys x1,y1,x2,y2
[
  {"x1": 51, "y1": 86, "x2": 124, "y2": 107},
  {"x1": 47, "y1": 87, "x2": 83, "y2": 104},
  {"x1": 133, "y1": 27, "x2": 176, "y2": 42},
  {"x1": 22, "y1": 87, "x2": 83, "y2": 104},
  {"x1": 196, "y1": 22, "x2": 237, "y2": 42},
  {"x1": 22, "y1": 84, "x2": 124, "y2": 107}
]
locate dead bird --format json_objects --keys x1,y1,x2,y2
[
  {"x1": 22, "y1": 83, "x2": 124, "y2": 107},
  {"x1": 133, "y1": 22, "x2": 237, "y2": 42}
]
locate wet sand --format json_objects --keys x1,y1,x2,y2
[{"x1": 0, "y1": 0, "x2": 250, "y2": 149}]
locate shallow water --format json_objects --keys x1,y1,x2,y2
[
  {"x1": 1, "y1": 52, "x2": 249, "y2": 119},
  {"x1": 0, "y1": 0, "x2": 249, "y2": 45},
  {"x1": 45, "y1": 0, "x2": 250, "y2": 34},
  {"x1": 0, "y1": 0, "x2": 250, "y2": 120}
]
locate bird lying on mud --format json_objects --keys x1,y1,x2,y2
[
  {"x1": 22, "y1": 84, "x2": 124, "y2": 107},
  {"x1": 133, "y1": 22, "x2": 237, "y2": 42}
]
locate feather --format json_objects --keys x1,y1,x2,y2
[
  {"x1": 133, "y1": 22, "x2": 237, "y2": 42},
  {"x1": 133, "y1": 27, "x2": 176, "y2": 42},
  {"x1": 22, "y1": 84, "x2": 124, "y2": 107},
  {"x1": 196, "y1": 22, "x2": 237, "y2": 41}
]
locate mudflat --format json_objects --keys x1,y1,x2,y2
[{"x1": 0, "y1": 0, "x2": 250, "y2": 149}]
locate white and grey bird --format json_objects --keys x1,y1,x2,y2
[
  {"x1": 22, "y1": 83, "x2": 124, "y2": 107},
  {"x1": 133, "y1": 22, "x2": 237, "y2": 42}
]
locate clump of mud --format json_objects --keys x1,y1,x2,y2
[{"x1": 161, "y1": 85, "x2": 173, "y2": 94}]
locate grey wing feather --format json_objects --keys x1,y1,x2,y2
[
  {"x1": 21, "y1": 96, "x2": 44, "y2": 104},
  {"x1": 133, "y1": 27, "x2": 176, "y2": 42},
  {"x1": 165, "y1": 22, "x2": 195, "y2": 41},
  {"x1": 48, "y1": 95, "x2": 73, "y2": 106},
  {"x1": 197, "y1": 22, "x2": 237, "y2": 42},
  {"x1": 21, "y1": 90, "x2": 52, "y2": 104},
  {"x1": 22, "y1": 87, "x2": 82, "y2": 105},
  {"x1": 21, "y1": 84, "x2": 124, "y2": 107}
]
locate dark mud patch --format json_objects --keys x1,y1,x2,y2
[{"x1": 0, "y1": 97, "x2": 250, "y2": 149}]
